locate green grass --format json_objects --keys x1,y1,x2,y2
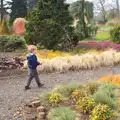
[
  {"x1": 99, "y1": 26, "x2": 113, "y2": 32},
  {"x1": 96, "y1": 32, "x2": 110, "y2": 41}
]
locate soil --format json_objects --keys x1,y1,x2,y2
[{"x1": 0, "y1": 66, "x2": 119, "y2": 120}]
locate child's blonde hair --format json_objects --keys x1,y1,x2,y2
[{"x1": 27, "y1": 45, "x2": 37, "y2": 53}]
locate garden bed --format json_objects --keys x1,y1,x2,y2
[{"x1": 22, "y1": 82, "x2": 120, "y2": 120}]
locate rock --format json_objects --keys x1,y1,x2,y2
[
  {"x1": 75, "y1": 118, "x2": 80, "y2": 120},
  {"x1": 37, "y1": 112, "x2": 46, "y2": 120},
  {"x1": 37, "y1": 106, "x2": 45, "y2": 113},
  {"x1": 24, "y1": 105, "x2": 37, "y2": 114},
  {"x1": 32, "y1": 101, "x2": 41, "y2": 108},
  {"x1": 23, "y1": 113, "x2": 36, "y2": 120}
]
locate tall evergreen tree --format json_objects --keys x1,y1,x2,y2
[
  {"x1": 27, "y1": 0, "x2": 37, "y2": 9},
  {"x1": 69, "y1": 0, "x2": 95, "y2": 39},
  {"x1": 10, "y1": 0, "x2": 27, "y2": 23},
  {"x1": 25, "y1": 0, "x2": 77, "y2": 50}
]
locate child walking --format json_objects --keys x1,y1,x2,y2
[{"x1": 25, "y1": 45, "x2": 44, "y2": 90}]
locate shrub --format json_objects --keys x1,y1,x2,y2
[
  {"x1": 72, "y1": 88, "x2": 87, "y2": 101},
  {"x1": 39, "y1": 92, "x2": 50, "y2": 104},
  {"x1": 110, "y1": 25, "x2": 120, "y2": 44},
  {"x1": 52, "y1": 83, "x2": 81, "y2": 98},
  {"x1": 90, "y1": 104, "x2": 116, "y2": 120},
  {"x1": 94, "y1": 84, "x2": 117, "y2": 109},
  {"x1": 76, "y1": 96, "x2": 95, "y2": 113},
  {"x1": 13, "y1": 18, "x2": 27, "y2": 35},
  {"x1": 1, "y1": 17, "x2": 9, "y2": 34},
  {"x1": 49, "y1": 92, "x2": 63, "y2": 105},
  {"x1": 48, "y1": 107, "x2": 76, "y2": 120},
  {"x1": 86, "y1": 83, "x2": 99, "y2": 95},
  {"x1": 0, "y1": 35, "x2": 26, "y2": 52},
  {"x1": 98, "y1": 75, "x2": 120, "y2": 86}
]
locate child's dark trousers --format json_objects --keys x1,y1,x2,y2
[{"x1": 26, "y1": 69, "x2": 41, "y2": 87}]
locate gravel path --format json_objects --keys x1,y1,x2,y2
[{"x1": 0, "y1": 67, "x2": 119, "y2": 120}]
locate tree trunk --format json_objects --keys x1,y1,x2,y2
[
  {"x1": 116, "y1": 0, "x2": 120, "y2": 18},
  {"x1": 1, "y1": 0, "x2": 4, "y2": 24},
  {"x1": 81, "y1": 0, "x2": 88, "y2": 38}
]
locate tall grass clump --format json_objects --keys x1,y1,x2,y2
[
  {"x1": 48, "y1": 107, "x2": 76, "y2": 120},
  {"x1": 52, "y1": 83, "x2": 82, "y2": 98},
  {"x1": 24, "y1": 49, "x2": 120, "y2": 73},
  {"x1": 94, "y1": 84, "x2": 117, "y2": 109}
]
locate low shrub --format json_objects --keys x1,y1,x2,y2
[
  {"x1": 39, "y1": 92, "x2": 50, "y2": 104},
  {"x1": 86, "y1": 83, "x2": 99, "y2": 95},
  {"x1": 76, "y1": 96, "x2": 95, "y2": 113},
  {"x1": 52, "y1": 83, "x2": 81, "y2": 98},
  {"x1": 49, "y1": 92, "x2": 63, "y2": 105},
  {"x1": 99, "y1": 75, "x2": 120, "y2": 86},
  {"x1": 72, "y1": 88, "x2": 87, "y2": 101},
  {"x1": 90, "y1": 104, "x2": 116, "y2": 120},
  {"x1": 0, "y1": 35, "x2": 26, "y2": 51},
  {"x1": 94, "y1": 84, "x2": 117, "y2": 109},
  {"x1": 48, "y1": 107, "x2": 76, "y2": 120},
  {"x1": 110, "y1": 25, "x2": 120, "y2": 44}
]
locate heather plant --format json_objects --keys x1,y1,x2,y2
[
  {"x1": 94, "y1": 84, "x2": 117, "y2": 109},
  {"x1": 90, "y1": 104, "x2": 116, "y2": 120},
  {"x1": 48, "y1": 107, "x2": 76, "y2": 120}
]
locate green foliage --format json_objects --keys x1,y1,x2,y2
[
  {"x1": 90, "y1": 104, "x2": 116, "y2": 120},
  {"x1": 1, "y1": 17, "x2": 9, "y2": 34},
  {"x1": 76, "y1": 96, "x2": 95, "y2": 113},
  {"x1": 27, "y1": 0, "x2": 37, "y2": 9},
  {"x1": 48, "y1": 107, "x2": 76, "y2": 120},
  {"x1": 94, "y1": 84, "x2": 117, "y2": 109},
  {"x1": 72, "y1": 88, "x2": 87, "y2": 101},
  {"x1": 96, "y1": 32, "x2": 110, "y2": 41},
  {"x1": 0, "y1": 35, "x2": 26, "y2": 51},
  {"x1": 39, "y1": 92, "x2": 50, "y2": 104},
  {"x1": 86, "y1": 83, "x2": 99, "y2": 95},
  {"x1": 25, "y1": 0, "x2": 76, "y2": 50},
  {"x1": 110, "y1": 25, "x2": 120, "y2": 43},
  {"x1": 49, "y1": 92, "x2": 63, "y2": 105},
  {"x1": 69, "y1": 0, "x2": 96, "y2": 40},
  {"x1": 52, "y1": 83, "x2": 81, "y2": 98},
  {"x1": 10, "y1": 0, "x2": 27, "y2": 24}
]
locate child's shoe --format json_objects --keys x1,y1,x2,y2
[
  {"x1": 25, "y1": 86, "x2": 31, "y2": 90},
  {"x1": 38, "y1": 83, "x2": 44, "y2": 88}
]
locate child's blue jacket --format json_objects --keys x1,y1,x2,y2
[{"x1": 27, "y1": 54, "x2": 40, "y2": 69}]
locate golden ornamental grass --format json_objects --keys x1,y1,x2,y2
[{"x1": 24, "y1": 49, "x2": 120, "y2": 73}]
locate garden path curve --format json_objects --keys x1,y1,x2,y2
[{"x1": 0, "y1": 67, "x2": 119, "y2": 120}]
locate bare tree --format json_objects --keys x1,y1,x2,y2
[
  {"x1": 111, "y1": 0, "x2": 120, "y2": 18},
  {"x1": 0, "y1": 0, "x2": 3, "y2": 24},
  {"x1": 94, "y1": 0, "x2": 109, "y2": 23}
]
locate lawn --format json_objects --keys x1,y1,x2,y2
[{"x1": 96, "y1": 32, "x2": 110, "y2": 41}]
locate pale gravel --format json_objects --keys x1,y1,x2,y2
[{"x1": 0, "y1": 67, "x2": 119, "y2": 120}]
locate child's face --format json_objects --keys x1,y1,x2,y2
[{"x1": 32, "y1": 49, "x2": 37, "y2": 54}]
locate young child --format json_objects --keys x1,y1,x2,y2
[{"x1": 25, "y1": 45, "x2": 44, "y2": 90}]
